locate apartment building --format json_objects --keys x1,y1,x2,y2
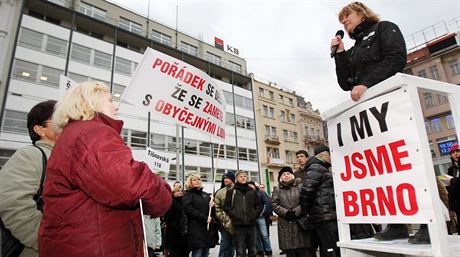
[
  {"x1": 0, "y1": 0, "x2": 260, "y2": 188},
  {"x1": 297, "y1": 96, "x2": 325, "y2": 155},
  {"x1": 404, "y1": 30, "x2": 460, "y2": 174},
  {"x1": 251, "y1": 76, "x2": 324, "y2": 189}
]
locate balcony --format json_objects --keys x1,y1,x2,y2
[
  {"x1": 265, "y1": 135, "x2": 280, "y2": 145},
  {"x1": 267, "y1": 157, "x2": 286, "y2": 167},
  {"x1": 304, "y1": 135, "x2": 325, "y2": 145}
]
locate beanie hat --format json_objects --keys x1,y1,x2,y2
[
  {"x1": 278, "y1": 166, "x2": 293, "y2": 182},
  {"x1": 247, "y1": 181, "x2": 256, "y2": 187},
  {"x1": 235, "y1": 170, "x2": 248, "y2": 179},
  {"x1": 450, "y1": 143, "x2": 459, "y2": 153},
  {"x1": 314, "y1": 145, "x2": 330, "y2": 155},
  {"x1": 223, "y1": 172, "x2": 235, "y2": 183}
]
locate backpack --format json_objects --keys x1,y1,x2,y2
[{"x1": 1, "y1": 145, "x2": 47, "y2": 257}]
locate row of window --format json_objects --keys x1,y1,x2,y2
[
  {"x1": 264, "y1": 125, "x2": 298, "y2": 143},
  {"x1": 262, "y1": 105, "x2": 296, "y2": 124},
  {"x1": 417, "y1": 61, "x2": 460, "y2": 81},
  {"x1": 258, "y1": 88, "x2": 294, "y2": 107},
  {"x1": 424, "y1": 92, "x2": 449, "y2": 108},
  {"x1": 304, "y1": 126, "x2": 322, "y2": 138},
  {"x1": 425, "y1": 114, "x2": 455, "y2": 134},
  {"x1": 222, "y1": 91, "x2": 253, "y2": 111}
]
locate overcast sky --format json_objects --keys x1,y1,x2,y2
[{"x1": 110, "y1": 0, "x2": 460, "y2": 114}]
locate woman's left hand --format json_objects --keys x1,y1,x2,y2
[{"x1": 351, "y1": 85, "x2": 368, "y2": 101}]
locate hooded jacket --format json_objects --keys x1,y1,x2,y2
[
  {"x1": 335, "y1": 20, "x2": 407, "y2": 91},
  {"x1": 223, "y1": 182, "x2": 262, "y2": 226},
  {"x1": 38, "y1": 113, "x2": 172, "y2": 257},
  {"x1": 300, "y1": 157, "x2": 336, "y2": 223}
]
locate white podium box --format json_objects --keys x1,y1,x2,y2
[{"x1": 324, "y1": 73, "x2": 460, "y2": 257}]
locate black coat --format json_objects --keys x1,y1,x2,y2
[
  {"x1": 223, "y1": 182, "x2": 262, "y2": 226},
  {"x1": 300, "y1": 157, "x2": 336, "y2": 223},
  {"x1": 447, "y1": 160, "x2": 460, "y2": 212},
  {"x1": 164, "y1": 196, "x2": 187, "y2": 249},
  {"x1": 182, "y1": 188, "x2": 217, "y2": 250},
  {"x1": 335, "y1": 20, "x2": 407, "y2": 91}
]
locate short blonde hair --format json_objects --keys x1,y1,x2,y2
[
  {"x1": 339, "y1": 2, "x2": 380, "y2": 23},
  {"x1": 53, "y1": 81, "x2": 110, "y2": 131},
  {"x1": 186, "y1": 173, "x2": 203, "y2": 190}
]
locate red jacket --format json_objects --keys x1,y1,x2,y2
[{"x1": 39, "y1": 114, "x2": 172, "y2": 257}]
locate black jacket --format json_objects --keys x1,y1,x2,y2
[
  {"x1": 223, "y1": 182, "x2": 262, "y2": 226},
  {"x1": 335, "y1": 20, "x2": 407, "y2": 91},
  {"x1": 164, "y1": 196, "x2": 188, "y2": 249},
  {"x1": 182, "y1": 188, "x2": 218, "y2": 250},
  {"x1": 300, "y1": 157, "x2": 336, "y2": 223},
  {"x1": 447, "y1": 160, "x2": 460, "y2": 212}
]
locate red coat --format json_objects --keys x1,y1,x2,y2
[{"x1": 39, "y1": 114, "x2": 172, "y2": 257}]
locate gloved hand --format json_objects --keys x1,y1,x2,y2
[{"x1": 285, "y1": 211, "x2": 297, "y2": 221}]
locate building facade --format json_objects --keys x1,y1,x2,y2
[
  {"x1": 404, "y1": 32, "x2": 460, "y2": 174},
  {"x1": 0, "y1": 0, "x2": 260, "y2": 190},
  {"x1": 297, "y1": 96, "x2": 325, "y2": 156},
  {"x1": 251, "y1": 76, "x2": 324, "y2": 189}
]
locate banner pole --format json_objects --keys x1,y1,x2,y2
[{"x1": 208, "y1": 142, "x2": 221, "y2": 230}]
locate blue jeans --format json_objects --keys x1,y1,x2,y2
[
  {"x1": 255, "y1": 217, "x2": 272, "y2": 253},
  {"x1": 233, "y1": 225, "x2": 257, "y2": 257},
  {"x1": 191, "y1": 248, "x2": 209, "y2": 257},
  {"x1": 219, "y1": 229, "x2": 235, "y2": 257}
]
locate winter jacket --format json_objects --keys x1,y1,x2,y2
[
  {"x1": 214, "y1": 185, "x2": 234, "y2": 233},
  {"x1": 335, "y1": 20, "x2": 407, "y2": 91},
  {"x1": 0, "y1": 140, "x2": 52, "y2": 257},
  {"x1": 182, "y1": 187, "x2": 218, "y2": 250},
  {"x1": 300, "y1": 157, "x2": 336, "y2": 223},
  {"x1": 294, "y1": 167, "x2": 305, "y2": 182},
  {"x1": 164, "y1": 196, "x2": 187, "y2": 250},
  {"x1": 448, "y1": 160, "x2": 460, "y2": 212},
  {"x1": 256, "y1": 189, "x2": 272, "y2": 217},
  {"x1": 272, "y1": 178, "x2": 314, "y2": 250},
  {"x1": 38, "y1": 113, "x2": 172, "y2": 257},
  {"x1": 224, "y1": 182, "x2": 262, "y2": 226}
]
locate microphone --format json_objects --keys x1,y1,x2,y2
[{"x1": 330, "y1": 30, "x2": 344, "y2": 58}]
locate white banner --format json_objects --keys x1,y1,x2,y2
[
  {"x1": 132, "y1": 147, "x2": 173, "y2": 173},
  {"x1": 328, "y1": 89, "x2": 436, "y2": 224},
  {"x1": 123, "y1": 48, "x2": 226, "y2": 142},
  {"x1": 59, "y1": 74, "x2": 76, "y2": 97}
]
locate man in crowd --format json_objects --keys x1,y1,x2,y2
[
  {"x1": 224, "y1": 171, "x2": 262, "y2": 257},
  {"x1": 294, "y1": 150, "x2": 309, "y2": 181},
  {"x1": 300, "y1": 145, "x2": 340, "y2": 257},
  {"x1": 215, "y1": 172, "x2": 236, "y2": 257},
  {"x1": 248, "y1": 181, "x2": 272, "y2": 257}
]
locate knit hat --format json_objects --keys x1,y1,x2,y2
[
  {"x1": 247, "y1": 181, "x2": 256, "y2": 188},
  {"x1": 223, "y1": 172, "x2": 236, "y2": 183},
  {"x1": 314, "y1": 145, "x2": 330, "y2": 155},
  {"x1": 278, "y1": 166, "x2": 293, "y2": 182},
  {"x1": 450, "y1": 143, "x2": 459, "y2": 153},
  {"x1": 235, "y1": 170, "x2": 248, "y2": 179}
]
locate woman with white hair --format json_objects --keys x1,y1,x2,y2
[{"x1": 38, "y1": 81, "x2": 172, "y2": 257}]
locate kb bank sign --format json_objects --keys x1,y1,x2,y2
[{"x1": 214, "y1": 37, "x2": 239, "y2": 55}]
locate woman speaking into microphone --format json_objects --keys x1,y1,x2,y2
[{"x1": 331, "y1": 1, "x2": 407, "y2": 101}]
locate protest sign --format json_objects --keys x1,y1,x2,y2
[
  {"x1": 132, "y1": 147, "x2": 172, "y2": 173},
  {"x1": 123, "y1": 48, "x2": 226, "y2": 142},
  {"x1": 328, "y1": 89, "x2": 436, "y2": 224},
  {"x1": 59, "y1": 74, "x2": 76, "y2": 97}
]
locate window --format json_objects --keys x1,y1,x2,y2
[
  {"x1": 115, "y1": 57, "x2": 132, "y2": 75},
  {"x1": 238, "y1": 147, "x2": 248, "y2": 161},
  {"x1": 198, "y1": 142, "x2": 211, "y2": 156},
  {"x1": 119, "y1": 17, "x2": 143, "y2": 35},
  {"x1": 290, "y1": 113, "x2": 296, "y2": 124},
  {"x1": 226, "y1": 113, "x2": 235, "y2": 126},
  {"x1": 424, "y1": 93, "x2": 434, "y2": 107},
  {"x1": 0, "y1": 149, "x2": 16, "y2": 168},
  {"x1": 417, "y1": 69, "x2": 427, "y2": 78},
  {"x1": 279, "y1": 95, "x2": 284, "y2": 104},
  {"x1": 213, "y1": 143, "x2": 225, "y2": 158},
  {"x1": 229, "y1": 61, "x2": 242, "y2": 73},
  {"x1": 41, "y1": 66, "x2": 62, "y2": 88},
  {"x1": 152, "y1": 30, "x2": 171, "y2": 46},
  {"x1": 184, "y1": 139, "x2": 198, "y2": 154},
  {"x1": 151, "y1": 134, "x2": 166, "y2": 150},
  {"x1": 288, "y1": 98, "x2": 294, "y2": 107},
  {"x1": 68, "y1": 72, "x2": 88, "y2": 83},
  {"x1": 424, "y1": 121, "x2": 431, "y2": 134},
  {"x1": 180, "y1": 42, "x2": 198, "y2": 56},
  {"x1": 18, "y1": 28, "x2": 43, "y2": 50},
  {"x1": 258, "y1": 88, "x2": 264, "y2": 97},
  {"x1": 293, "y1": 132, "x2": 298, "y2": 143},
  {"x1": 223, "y1": 91, "x2": 233, "y2": 105},
  {"x1": 438, "y1": 94, "x2": 448, "y2": 104},
  {"x1": 431, "y1": 118, "x2": 442, "y2": 133},
  {"x1": 71, "y1": 44, "x2": 91, "y2": 64},
  {"x1": 166, "y1": 136, "x2": 177, "y2": 151},
  {"x1": 267, "y1": 147, "x2": 280, "y2": 159},
  {"x1": 280, "y1": 111, "x2": 286, "y2": 122},
  {"x1": 12, "y1": 59, "x2": 38, "y2": 81},
  {"x1": 283, "y1": 129, "x2": 288, "y2": 141},
  {"x1": 248, "y1": 149, "x2": 257, "y2": 162},
  {"x1": 2, "y1": 110, "x2": 28, "y2": 134},
  {"x1": 79, "y1": 2, "x2": 106, "y2": 21},
  {"x1": 265, "y1": 125, "x2": 277, "y2": 139},
  {"x1": 449, "y1": 60, "x2": 460, "y2": 75},
  {"x1": 226, "y1": 146, "x2": 236, "y2": 159},
  {"x1": 446, "y1": 114, "x2": 455, "y2": 129},
  {"x1": 206, "y1": 52, "x2": 222, "y2": 65},
  {"x1": 94, "y1": 50, "x2": 112, "y2": 70},
  {"x1": 46, "y1": 36, "x2": 67, "y2": 56},
  {"x1": 430, "y1": 65, "x2": 440, "y2": 80},
  {"x1": 286, "y1": 151, "x2": 295, "y2": 163},
  {"x1": 131, "y1": 131, "x2": 147, "y2": 148},
  {"x1": 268, "y1": 91, "x2": 274, "y2": 100},
  {"x1": 112, "y1": 84, "x2": 126, "y2": 99},
  {"x1": 262, "y1": 105, "x2": 274, "y2": 118}
]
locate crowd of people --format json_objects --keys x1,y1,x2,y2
[{"x1": 1, "y1": 1, "x2": 460, "y2": 257}]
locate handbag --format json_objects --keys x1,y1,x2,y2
[{"x1": 1, "y1": 145, "x2": 47, "y2": 257}]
